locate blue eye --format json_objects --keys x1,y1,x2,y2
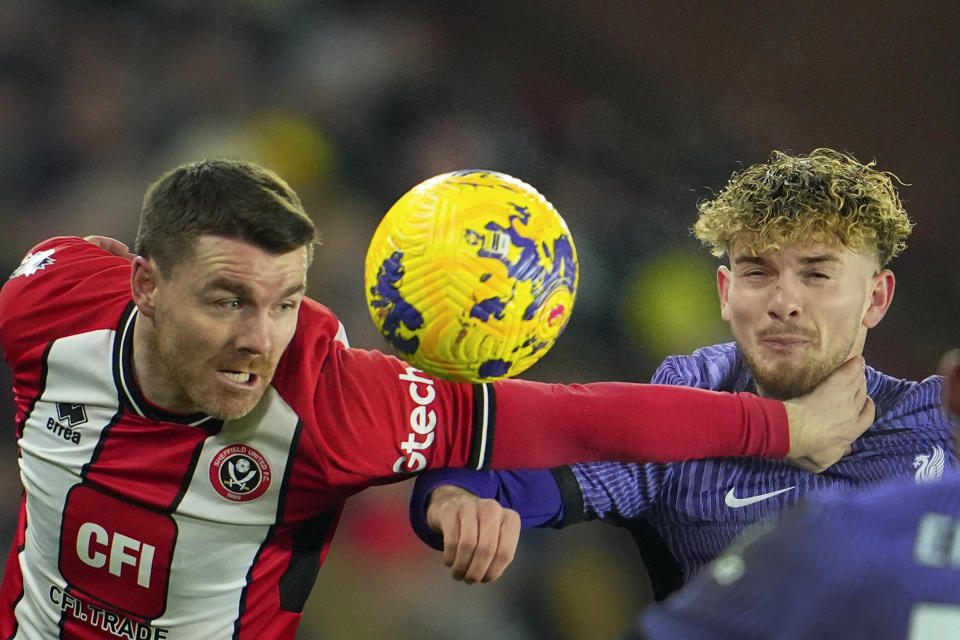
[{"x1": 217, "y1": 299, "x2": 242, "y2": 310}]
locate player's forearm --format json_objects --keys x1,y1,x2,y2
[{"x1": 488, "y1": 379, "x2": 789, "y2": 468}]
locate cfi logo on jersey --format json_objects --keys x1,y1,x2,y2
[
  {"x1": 209, "y1": 444, "x2": 272, "y2": 502},
  {"x1": 9, "y1": 248, "x2": 55, "y2": 279},
  {"x1": 913, "y1": 445, "x2": 946, "y2": 483}
]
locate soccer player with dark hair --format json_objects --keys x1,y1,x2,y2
[
  {"x1": 624, "y1": 350, "x2": 960, "y2": 639},
  {"x1": 0, "y1": 159, "x2": 869, "y2": 638},
  {"x1": 410, "y1": 148, "x2": 956, "y2": 601}
]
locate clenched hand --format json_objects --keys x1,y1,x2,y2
[
  {"x1": 783, "y1": 356, "x2": 875, "y2": 472},
  {"x1": 425, "y1": 484, "x2": 521, "y2": 584}
]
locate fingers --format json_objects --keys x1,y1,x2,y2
[
  {"x1": 448, "y1": 512, "x2": 477, "y2": 579},
  {"x1": 481, "y1": 509, "x2": 520, "y2": 583},
  {"x1": 439, "y1": 509, "x2": 466, "y2": 568},
  {"x1": 835, "y1": 355, "x2": 866, "y2": 390},
  {"x1": 427, "y1": 486, "x2": 521, "y2": 584},
  {"x1": 790, "y1": 456, "x2": 821, "y2": 473},
  {"x1": 83, "y1": 235, "x2": 136, "y2": 260},
  {"x1": 859, "y1": 396, "x2": 876, "y2": 428},
  {"x1": 455, "y1": 500, "x2": 500, "y2": 582},
  {"x1": 791, "y1": 396, "x2": 874, "y2": 473},
  {"x1": 449, "y1": 500, "x2": 520, "y2": 584}
]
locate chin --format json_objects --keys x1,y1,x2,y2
[
  {"x1": 196, "y1": 390, "x2": 265, "y2": 421},
  {"x1": 208, "y1": 404, "x2": 259, "y2": 421},
  {"x1": 755, "y1": 371, "x2": 825, "y2": 400}
]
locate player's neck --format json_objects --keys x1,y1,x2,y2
[{"x1": 131, "y1": 311, "x2": 198, "y2": 414}]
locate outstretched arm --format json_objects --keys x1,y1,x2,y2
[{"x1": 490, "y1": 356, "x2": 873, "y2": 473}]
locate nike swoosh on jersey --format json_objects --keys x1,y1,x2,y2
[{"x1": 724, "y1": 486, "x2": 796, "y2": 508}]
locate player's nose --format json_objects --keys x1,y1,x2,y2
[
  {"x1": 767, "y1": 276, "x2": 802, "y2": 320},
  {"x1": 234, "y1": 311, "x2": 272, "y2": 355}
]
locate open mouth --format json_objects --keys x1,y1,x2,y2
[{"x1": 219, "y1": 370, "x2": 259, "y2": 387}]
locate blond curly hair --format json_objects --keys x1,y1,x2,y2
[{"x1": 693, "y1": 148, "x2": 912, "y2": 266}]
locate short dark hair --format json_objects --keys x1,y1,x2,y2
[{"x1": 135, "y1": 159, "x2": 318, "y2": 275}]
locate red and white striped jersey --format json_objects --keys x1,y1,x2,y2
[
  {"x1": 0, "y1": 237, "x2": 493, "y2": 639},
  {"x1": 0, "y1": 236, "x2": 795, "y2": 639}
]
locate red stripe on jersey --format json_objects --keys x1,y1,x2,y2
[
  {"x1": 81, "y1": 418, "x2": 213, "y2": 511},
  {"x1": 0, "y1": 496, "x2": 27, "y2": 639},
  {"x1": 233, "y1": 505, "x2": 342, "y2": 640}
]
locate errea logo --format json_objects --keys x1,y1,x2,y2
[
  {"x1": 10, "y1": 248, "x2": 55, "y2": 279},
  {"x1": 45, "y1": 402, "x2": 87, "y2": 445}
]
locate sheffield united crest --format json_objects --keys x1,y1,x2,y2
[{"x1": 209, "y1": 444, "x2": 272, "y2": 502}]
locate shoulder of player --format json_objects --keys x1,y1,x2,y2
[
  {"x1": 867, "y1": 366, "x2": 949, "y2": 419},
  {"x1": 274, "y1": 299, "x2": 342, "y2": 376},
  {"x1": 277, "y1": 302, "x2": 428, "y2": 393},
  {"x1": 1, "y1": 237, "x2": 132, "y2": 360},
  {"x1": 3, "y1": 236, "x2": 129, "y2": 293},
  {"x1": 652, "y1": 342, "x2": 742, "y2": 390},
  {"x1": 294, "y1": 297, "x2": 342, "y2": 336}
]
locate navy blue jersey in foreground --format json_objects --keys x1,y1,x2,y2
[
  {"x1": 628, "y1": 472, "x2": 960, "y2": 640},
  {"x1": 410, "y1": 343, "x2": 957, "y2": 599}
]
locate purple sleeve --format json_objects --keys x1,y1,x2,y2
[{"x1": 409, "y1": 468, "x2": 566, "y2": 550}]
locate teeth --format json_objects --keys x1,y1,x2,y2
[{"x1": 223, "y1": 371, "x2": 252, "y2": 383}]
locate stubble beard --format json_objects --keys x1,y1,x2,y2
[
  {"x1": 743, "y1": 347, "x2": 844, "y2": 400},
  {"x1": 152, "y1": 321, "x2": 272, "y2": 421},
  {"x1": 740, "y1": 320, "x2": 861, "y2": 401}
]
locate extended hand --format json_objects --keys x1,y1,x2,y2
[
  {"x1": 425, "y1": 484, "x2": 521, "y2": 584},
  {"x1": 783, "y1": 356, "x2": 875, "y2": 472}
]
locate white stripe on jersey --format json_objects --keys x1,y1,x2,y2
[
  {"x1": 115, "y1": 309, "x2": 143, "y2": 418},
  {"x1": 14, "y1": 328, "x2": 302, "y2": 639},
  {"x1": 156, "y1": 389, "x2": 300, "y2": 638},
  {"x1": 16, "y1": 330, "x2": 122, "y2": 639},
  {"x1": 333, "y1": 321, "x2": 349, "y2": 348},
  {"x1": 474, "y1": 384, "x2": 491, "y2": 470}
]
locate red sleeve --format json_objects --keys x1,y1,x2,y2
[
  {"x1": 488, "y1": 379, "x2": 789, "y2": 469},
  {"x1": 0, "y1": 237, "x2": 132, "y2": 435},
  {"x1": 277, "y1": 301, "x2": 787, "y2": 486},
  {"x1": 273, "y1": 302, "x2": 481, "y2": 494},
  {"x1": 0, "y1": 236, "x2": 131, "y2": 366}
]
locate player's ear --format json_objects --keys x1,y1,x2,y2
[
  {"x1": 717, "y1": 265, "x2": 733, "y2": 323},
  {"x1": 131, "y1": 256, "x2": 161, "y2": 318},
  {"x1": 862, "y1": 270, "x2": 895, "y2": 329}
]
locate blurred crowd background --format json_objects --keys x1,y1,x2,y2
[{"x1": 0, "y1": 1, "x2": 957, "y2": 638}]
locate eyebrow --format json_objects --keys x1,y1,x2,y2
[
  {"x1": 203, "y1": 278, "x2": 306, "y2": 299},
  {"x1": 732, "y1": 253, "x2": 844, "y2": 266}
]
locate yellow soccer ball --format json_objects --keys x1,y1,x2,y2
[{"x1": 364, "y1": 170, "x2": 579, "y2": 382}]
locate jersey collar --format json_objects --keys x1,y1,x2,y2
[{"x1": 113, "y1": 303, "x2": 221, "y2": 428}]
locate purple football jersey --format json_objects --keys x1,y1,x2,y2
[
  {"x1": 410, "y1": 342, "x2": 956, "y2": 599},
  {"x1": 628, "y1": 473, "x2": 960, "y2": 639}
]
